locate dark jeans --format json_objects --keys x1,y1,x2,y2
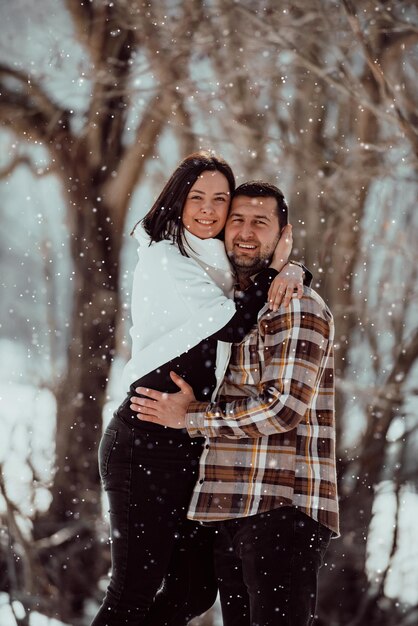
[
  {"x1": 91, "y1": 406, "x2": 217, "y2": 626},
  {"x1": 214, "y1": 506, "x2": 332, "y2": 626}
]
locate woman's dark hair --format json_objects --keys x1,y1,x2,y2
[
  {"x1": 233, "y1": 181, "x2": 289, "y2": 230},
  {"x1": 133, "y1": 151, "x2": 235, "y2": 256}
]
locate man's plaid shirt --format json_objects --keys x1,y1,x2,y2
[{"x1": 185, "y1": 286, "x2": 339, "y2": 536}]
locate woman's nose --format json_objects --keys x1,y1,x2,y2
[{"x1": 201, "y1": 201, "x2": 214, "y2": 213}]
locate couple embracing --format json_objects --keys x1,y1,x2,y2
[{"x1": 92, "y1": 151, "x2": 339, "y2": 626}]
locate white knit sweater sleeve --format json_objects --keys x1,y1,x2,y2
[{"x1": 122, "y1": 239, "x2": 236, "y2": 389}]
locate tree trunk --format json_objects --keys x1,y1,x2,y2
[{"x1": 32, "y1": 166, "x2": 123, "y2": 617}]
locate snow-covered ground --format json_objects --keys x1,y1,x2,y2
[
  {"x1": 0, "y1": 339, "x2": 226, "y2": 626},
  {"x1": 0, "y1": 594, "x2": 69, "y2": 626},
  {"x1": 1, "y1": 342, "x2": 418, "y2": 625}
]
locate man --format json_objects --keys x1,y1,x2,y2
[{"x1": 131, "y1": 182, "x2": 339, "y2": 626}]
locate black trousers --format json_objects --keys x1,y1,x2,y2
[
  {"x1": 91, "y1": 406, "x2": 217, "y2": 626},
  {"x1": 214, "y1": 506, "x2": 332, "y2": 626}
]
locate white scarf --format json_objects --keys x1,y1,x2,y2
[{"x1": 183, "y1": 229, "x2": 235, "y2": 298}]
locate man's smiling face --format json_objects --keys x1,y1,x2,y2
[{"x1": 224, "y1": 195, "x2": 281, "y2": 275}]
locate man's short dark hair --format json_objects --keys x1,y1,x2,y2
[{"x1": 233, "y1": 181, "x2": 288, "y2": 229}]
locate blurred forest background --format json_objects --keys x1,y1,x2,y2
[{"x1": 0, "y1": 1, "x2": 418, "y2": 625}]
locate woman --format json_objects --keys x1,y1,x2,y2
[{"x1": 92, "y1": 152, "x2": 304, "y2": 626}]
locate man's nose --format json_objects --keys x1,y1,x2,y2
[{"x1": 238, "y1": 222, "x2": 255, "y2": 238}]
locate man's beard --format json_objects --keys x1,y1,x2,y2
[{"x1": 228, "y1": 249, "x2": 272, "y2": 278}]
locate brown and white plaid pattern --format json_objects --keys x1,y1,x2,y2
[{"x1": 186, "y1": 286, "x2": 339, "y2": 536}]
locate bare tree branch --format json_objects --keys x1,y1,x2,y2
[
  {"x1": 0, "y1": 63, "x2": 71, "y2": 149},
  {"x1": 342, "y1": 0, "x2": 418, "y2": 156},
  {"x1": 0, "y1": 154, "x2": 55, "y2": 179},
  {"x1": 103, "y1": 91, "x2": 168, "y2": 230},
  {"x1": 0, "y1": 467, "x2": 34, "y2": 596},
  {"x1": 64, "y1": 0, "x2": 95, "y2": 51},
  {"x1": 236, "y1": 4, "x2": 418, "y2": 153}
]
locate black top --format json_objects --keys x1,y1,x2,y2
[{"x1": 119, "y1": 265, "x2": 312, "y2": 431}]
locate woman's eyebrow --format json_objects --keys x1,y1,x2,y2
[{"x1": 189, "y1": 189, "x2": 229, "y2": 195}]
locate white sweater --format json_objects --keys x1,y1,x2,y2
[{"x1": 121, "y1": 225, "x2": 236, "y2": 393}]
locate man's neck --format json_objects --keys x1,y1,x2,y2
[{"x1": 234, "y1": 259, "x2": 272, "y2": 290}]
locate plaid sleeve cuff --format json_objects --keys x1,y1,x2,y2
[
  {"x1": 185, "y1": 400, "x2": 209, "y2": 437},
  {"x1": 288, "y1": 260, "x2": 313, "y2": 287}
]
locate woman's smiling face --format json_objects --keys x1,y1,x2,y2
[{"x1": 182, "y1": 170, "x2": 231, "y2": 239}]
